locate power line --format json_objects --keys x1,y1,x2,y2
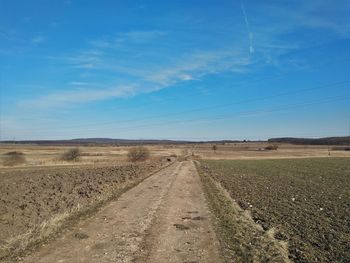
[
  {"x1": 13, "y1": 80, "x2": 350, "y2": 132},
  {"x1": 12, "y1": 56, "x2": 350, "y2": 123},
  {"x1": 20, "y1": 94, "x2": 350, "y2": 137}
]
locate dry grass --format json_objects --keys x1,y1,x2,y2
[
  {"x1": 0, "y1": 144, "x2": 182, "y2": 169},
  {"x1": 0, "y1": 205, "x2": 80, "y2": 260},
  {"x1": 196, "y1": 161, "x2": 290, "y2": 262},
  {"x1": 187, "y1": 142, "x2": 350, "y2": 160},
  {"x1": 1, "y1": 142, "x2": 349, "y2": 168},
  {"x1": 1, "y1": 151, "x2": 26, "y2": 166},
  {"x1": 332, "y1": 146, "x2": 350, "y2": 151}
]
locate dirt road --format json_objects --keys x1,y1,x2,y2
[{"x1": 17, "y1": 161, "x2": 222, "y2": 263}]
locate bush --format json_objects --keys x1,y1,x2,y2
[
  {"x1": 331, "y1": 146, "x2": 350, "y2": 151},
  {"x1": 2, "y1": 151, "x2": 26, "y2": 166},
  {"x1": 60, "y1": 148, "x2": 81, "y2": 161},
  {"x1": 127, "y1": 146, "x2": 150, "y2": 162},
  {"x1": 265, "y1": 144, "x2": 278, "y2": 151}
]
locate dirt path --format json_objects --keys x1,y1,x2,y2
[
  {"x1": 16, "y1": 161, "x2": 222, "y2": 263},
  {"x1": 137, "y1": 160, "x2": 221, "y2": 263}
]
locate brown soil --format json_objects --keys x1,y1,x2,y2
[
  {"x1": 0, "y1": 161, "x2": 165, "y2": 260},
  {"x1": 2, "y1": 161, "x2": 222, "y2": 263},
  {"x1": 198, "y1": 158, "x2": 350, "y2": 263}
]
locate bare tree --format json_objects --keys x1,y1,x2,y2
[
  {"x1": 60, "y1": 148, "x2": 81, "y2": 161},
  {"x1": 127, "y1": 146, "x2": 150, "y2": 162}
]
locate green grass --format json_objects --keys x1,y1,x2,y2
[{"x1": 198, "y1": 158, "x2": 350, "y2": 263}]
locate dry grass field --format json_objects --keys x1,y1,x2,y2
[
  {"x1": 1, "y1": 142, "x2": 349, "y2": 169},
  {"x1": 186, "y1": 142, "x2": 350, "y2": 160},
  {"x1": 0, "y1": 144, "x2": 182, "y2": 168}
]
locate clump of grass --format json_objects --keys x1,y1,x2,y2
[
  {"x1": 127, "y1": 146, "x2": 150, "y2": 162},
  {"x1": 2, "y1": 151, "x2": 26, "y2": 166},
  {"x1": 60, "y1": 148, "x2": 81, "y2": 162}
]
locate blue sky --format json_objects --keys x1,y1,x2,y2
[{"x1": 1, "y1": 0, "x2": 350, "y2": 140}]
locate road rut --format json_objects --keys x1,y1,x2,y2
[{"x1": 17, "y1": 161, "x2": 222, "y2": 263}]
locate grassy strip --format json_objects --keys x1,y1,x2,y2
[
  {"x1": 195, "y1": 161, "x2": 291, "y2": 263},
  {"x1": 1, "y1": 161, "x2": 175, "y2": 262}
]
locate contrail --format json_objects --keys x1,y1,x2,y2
[{"x1": 240, "y1": 0, "x2": 254, "y2": 54}]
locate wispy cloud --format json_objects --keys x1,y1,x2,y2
[
  {"x1": 146, "y1": 50, "x2": 250, "y2": 86},
  {"x1": 20, "y1": 85, "x2": 138, "y2": 108},
  {"x1": 255, "y1": 1, "x2": 350, "y2": 39},
  {"x1": 118, "y1": 30, "x2": 166, "y2": 43},
  {"x1": 69, "y1": 81, "x2": 91, "y2": 86},
  {"x1": 46, "y1": 49, "x2": 103, "y2": 68},
  {"x1": 32, "y1": 36, "x2": 45, "y2": 45},
  {"x1": 89, "y1": 30, "x2": 166, "y2": 48},
  {"x1": 15, "y1": 2, "x2": 350, "y2": 111},
  {"x1": 20, "y1": 48, "x2": 251, "y2": 109}
]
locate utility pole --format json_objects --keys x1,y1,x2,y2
[{"x1": 327, "y1": 142, "x2": 330, "y2": 156}]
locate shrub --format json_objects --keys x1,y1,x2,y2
[
  {"x1": 60, "y1": 148, "x2": 81, "y2": 161},
  {"x1": 2, "y1": 151, "x2": 26, "y2": 166},
  {"x1": 331, "y1": 146, "x2": 350, "y2": 151},
  {"x1": 127, "y1": 146, "x2": 150, "y2": 162},
  {"x1": 265, "y1": 144, "x2": 278, "y2": 151}
]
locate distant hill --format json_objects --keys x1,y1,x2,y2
[
  {"x1": 268, "y1": 136, "x2": 350, "y2": 145},
  {"x1": 3, "y1": 136, "x2": 348, "y2": 146},
  {"x1": 0, "y1": 138, "x2": 245, "y2": 146},
  {"x1": 0, "y1": 138, "x2": 189, "y2": 145}
]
